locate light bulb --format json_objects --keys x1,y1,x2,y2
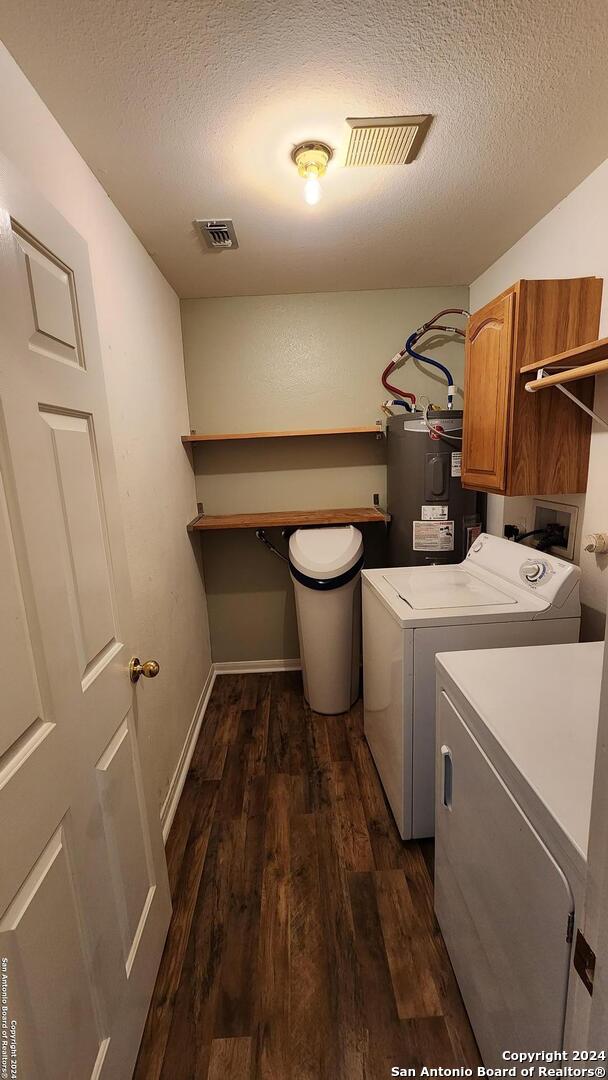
[
  {"x1": 292, "y1": 142, "x2": 332, "y2": 206},
  {"x1": 304, "y1": 175, "x2": 321, "y2": 205}
]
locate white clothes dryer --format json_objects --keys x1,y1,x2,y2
[{"x1": 434, "y1": 641, "x2": 602, "y2": 1064}]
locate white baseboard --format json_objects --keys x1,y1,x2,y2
[
  {"x1": 213, "y1": 658, "x2": 301, "y2": 674},
  {"x1": 161, "y1": 658, "x2": 302, "y2": 844},
  {"x1": 160, "y1": 663, "x2": 217, "y2": 845}
]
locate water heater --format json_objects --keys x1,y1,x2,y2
[{"x1": 386, "y1": 411, "x2": 485, "y2": 566}]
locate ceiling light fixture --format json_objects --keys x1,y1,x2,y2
[{"x1": 291, "y1": 141, "x2": 333, "y2": 206}]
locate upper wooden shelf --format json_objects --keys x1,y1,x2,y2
[
  {"x1": 182, "y1": 424, "x2": 383, "y2": 444},
  {"x1": 522, "y1": 336, "x2": 608, "y2": 395},
  {"x1": 520, "y1": 336, "x2": 608, "y2": 375},
  {"x1": 187, "y1": 507, "x2": 390, "y2": 531}
]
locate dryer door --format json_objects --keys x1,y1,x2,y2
[{"x1": 435, "y1": 690, "x2": 573, "y2": 1066}]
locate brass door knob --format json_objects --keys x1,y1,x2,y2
[{"x1": 129, "y1": 657, "x2": 160, "y2": 684}]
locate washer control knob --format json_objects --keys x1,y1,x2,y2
[{"x1": 520, "y1": 558, "x2": 551, "y2": 586}]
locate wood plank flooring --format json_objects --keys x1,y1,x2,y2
[{"x1": 134, "y1": 672, "x2": 480, "y2": 1079}]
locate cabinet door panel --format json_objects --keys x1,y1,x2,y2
[{"x1": 462, "y1": 291, "x2": 514, "y2": 492}]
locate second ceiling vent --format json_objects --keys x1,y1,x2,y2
[
  {"x1": 344, "y1": 115, "x2": 432, "y2": 167},
  {"x1": 196, "y1": 219, "x2": 239, "y2": 250}
]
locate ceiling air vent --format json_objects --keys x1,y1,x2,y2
[
  {"x1": 344, "y1": 115, "x2": 432, "y2": 167},
  {"x1": 195, "y1": 219, "x2": 239, "y2": 251}
]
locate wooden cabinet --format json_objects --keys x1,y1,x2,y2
[{"x1": 462, "y1": 277, "x2": 603, "y2": 495}]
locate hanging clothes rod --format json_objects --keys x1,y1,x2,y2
[{"x1": 525, "y1": 365, "x2": 608, "y2": 430}]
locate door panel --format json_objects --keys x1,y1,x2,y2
[
  {"x1": 0, "y1": 823, "x2": 108, "y2": 1080},
  {"x1": 38, "y1": 407, "x2": 120, "y2": 684},
  {"x1": 0, "y1": 153, "x2": 170, "y2": 1078},
  {"x1": 0, "y1": 469, "x2": 47, "y2": 759},
  {"x1": 13, "y1": 220, "x2": 85, "y2": 369},
  {"x1": 96, "y1": 717, "x2": 156, "y2": 974},
  {"x1": 462, "y1": 291, "x2": 514, "y2": 492},
  {"x1": 0, "y1": 397, "x2": 67, "y2": 916}
]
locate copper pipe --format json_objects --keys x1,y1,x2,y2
[
  {"x1": 416, "y1": 308, "x2": 469, "y2": 339},
  {"x1": 419, "y1": 322, "x2": 466, "y2": 338},
  {"x1": 423, "y1": 307, "x2": 469, "y2": 324}
]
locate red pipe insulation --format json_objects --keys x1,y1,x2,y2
[{"x1": 382, "y1": 352, "x2": 416, "y2": 403}]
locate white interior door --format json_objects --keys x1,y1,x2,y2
[{"x1": 0, "y1": 154, "x2": 170, "y2": 1078}]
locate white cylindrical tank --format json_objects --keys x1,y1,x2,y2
[{"x1": 289, "y1": 525, "x2": 364, "y2": 714}]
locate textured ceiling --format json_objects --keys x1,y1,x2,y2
[{"x1": 1, "y1": 0, "x2": 608, "y2": 298}]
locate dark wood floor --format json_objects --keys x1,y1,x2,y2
[{"x1": 134, "y1": 672, "x2": 480, "y2": 1080}]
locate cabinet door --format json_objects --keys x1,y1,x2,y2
[{"x1": 462, "y1": 290, "x2": 514, "y2": 492}]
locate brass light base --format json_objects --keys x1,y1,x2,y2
[{"x1": 291, "y1": 141, "x2": 333, "y2": 178}]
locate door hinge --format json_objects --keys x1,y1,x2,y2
[
  {"x1": 566, "y1": 911, "x2": 575, "y2": 944},
  {"x1": 573, "y1": 929, "x2": 596, "y2": 996}
]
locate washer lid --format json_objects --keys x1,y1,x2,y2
[
  {"x1": 289, "y1": 525, "x2": 363, "y2": 580},
  {"x1": 383, "y1": 567, "x2": 518, "y2": 610}
]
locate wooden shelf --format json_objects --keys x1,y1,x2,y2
[
  {"x1": 187, "y1": 507, "x2": 390, "y2": 531},
  {"x1": 182, "y1": 425, "x2": 383, "y2": 444},
  {"x1": 520, "y1": 336, "x2": 608, "y2": 375}
]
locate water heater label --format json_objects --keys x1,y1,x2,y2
[
  {"x1": 413, "y1": 520, "x2": 455, "y2": 551},
  {"x1": 421, "y1": 504, "x2": 449, "y2": 521},
  {"x1": 451, "y1": 452, "x2": 462, "y2": 477}
]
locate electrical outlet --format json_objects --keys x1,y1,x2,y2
[
  {"x1": 504, "y1": 519, "x2": 529, "y2": 541},
  {"x1": 533, "y1": 500, "x2": 578, "y2": 561}
]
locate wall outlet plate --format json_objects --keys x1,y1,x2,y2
[{"x1": 533, "y1": 500, "x2": 578, "y2": 561}]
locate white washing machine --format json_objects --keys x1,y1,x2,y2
[
  {"x1": 362, "y1": 533, "x2": 581, "y2": 839},
  {"x1": 435, "y1": 641, "x2": 602, "y2": 1064}
]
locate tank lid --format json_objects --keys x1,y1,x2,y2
[{"x1": 289, "y1": 525, "x2": 363, "y2": 580}]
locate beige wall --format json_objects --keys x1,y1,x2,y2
[
  {"x1": 182, "y1": 285, "x2": 469, "y2": 661},
  {"x1": 470, "y1": 156, "x2": 608, "y2": 639},
  {"x1": 0, "y1": 44, "x2": 212, "y2": 817}
]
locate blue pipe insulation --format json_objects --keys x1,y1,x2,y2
[
  {"x1": 388, "y1": 399, "x2": 414, "y2": 410},
  {"x1": 404, "y1": 333, "x2": 455, "y2": 407}
]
